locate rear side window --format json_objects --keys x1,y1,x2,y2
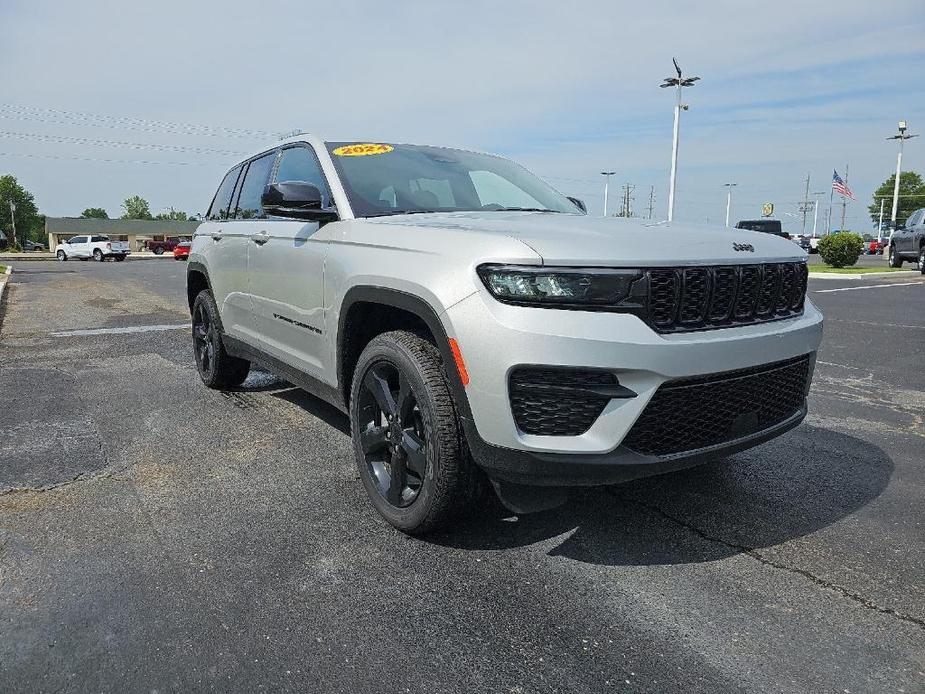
[
  {"x1": 91, "y1": 235, "x2": 109, "y2": 242},
  {"x1": 276, "y1": 146, "x2": 331, "y2": 204},
  {"x1": 207, "y1": 165, "x2": 242, "y2": 221},
  {"x1": 70, "y1": 236, "x2": 87, "y2": 244},
  {"x1": 234, "y1": 153, "x2": 276, "y2": 220}
]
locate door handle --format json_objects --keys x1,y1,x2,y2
[{"x1": 252, "y1": 230, "x2": 270, "y2": 245}]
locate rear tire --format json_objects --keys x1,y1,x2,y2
[
  {"x1": 919, "y1": 247, "x2": 924, "y2": 275},
  {"x1": 191, "y1": 290, "x2": 250, "y2": 389},
  {"x1": 350, "y1": 330, "x2": 479, "y2": 535},
  {"x1": 888, "y1": 247, "x2": 902, "y2": 268},
  {"x1": 114, "y1": 255, "x2": 125, "y2": 262},
  {"x1": 93, "y1": 249, "x2": 103, "y2": 262},
  {"x1": 56, "y1": 250, "x2": 67, "y2": 261}
]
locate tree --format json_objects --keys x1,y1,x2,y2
[
  {"x1": 869, "y1": 171, "x2": 925, "y2": 227},
  {"x1": 154, "y1": 208, "x2": 189, "y2": 221},
  {"x1": 0, "y1": 174, "x2": 40, "y2": 249},
  {"x1": 121, "y1": 195, "x2": 152, "y2": 220},
  {"x1": 81, "y1": 207, "x2": 109, "y2": 219}
]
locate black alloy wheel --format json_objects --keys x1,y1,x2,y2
[
  {"x1": 193, "y1": 300, "x2": 216, "y2": 379},
  {"x1": 356, "y1": 360, "x2": 429, "y2": 508},
  {"x1": 349, "y1": 330, "x2": 482, "y2": 534}
]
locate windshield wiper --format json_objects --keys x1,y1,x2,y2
[
  {"x1": 369, "y1": 209, "x2": 446, "y2": 217},
  {"x1": 494, "y1": 207, "x2": 561, "y2": 213}
]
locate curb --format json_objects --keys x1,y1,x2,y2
[
  {"x1": 808, "y1": 270, "x2": 919, "y2": 280},
  {"x1": 0, "y1": 264, "x2": 12, "y2": 318},
  {"x1": 0, "y1": 254, "x2": 172, "y2": 262}
]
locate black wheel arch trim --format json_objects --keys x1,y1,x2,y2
[{"x1": 337, "y1": 286, "x2": 476, "y2": 426}]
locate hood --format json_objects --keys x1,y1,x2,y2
[{"x1": 365, "y1": 211, "x2": 806, "y2": 266}]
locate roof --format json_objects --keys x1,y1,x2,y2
[{"x1": 45, "y1": 217, "x2": 200, "y2": 235}]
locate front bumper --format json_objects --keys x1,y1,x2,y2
[{"x1": 443, "y1": 289, "x2": 823, "y2": 485}]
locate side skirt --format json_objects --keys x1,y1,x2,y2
[{"x1": 222, "y1": 333, "x2": 347, "y2": 413}]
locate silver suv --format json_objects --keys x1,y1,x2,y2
[{"x1": 187, "y1": 135, "x2": 823, "y2": 534}]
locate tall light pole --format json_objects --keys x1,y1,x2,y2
[
  {"x1": 600, "y1": 171, "x2": 616, "y2": 217},
  {"x1": 660, "y1": 58, "x2": 700, "y2": 222},
  {"x1": 723, "y1": 183, "x2": 737, "y2": 227},
  {"x1": 811, "y1": 192, "x2": 825, "y2": 238},
  {"x1": 9, "y1": 201, "x2": 16, "y2": 248},
  {"x1": 887, "y1": 120, "x2": 917, "y2": 226}
]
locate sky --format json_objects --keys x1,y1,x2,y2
[{"x1": 2, "y1": 0, "x2": 924, "y2": 232}]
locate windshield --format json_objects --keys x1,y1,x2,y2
[{"x1": 325, "y1": 142, "x2": 581, "y2": 218}]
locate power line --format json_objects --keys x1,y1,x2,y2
[
  {"x1": 0, "y1": 130, "x2": 246, "y2": 156},
  {"x1": 0, "y1": 151, "x2": 208, "y2": 166},
  {"x1": 0, "y1": 104, "x2": 276, "y2": 139}
]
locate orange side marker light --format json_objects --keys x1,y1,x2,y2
[{"x1": 448, "y1": 338, "x2": 469, "y2": 386}]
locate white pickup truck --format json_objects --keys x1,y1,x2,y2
[{"x1": 55, "y1": 234, "x2": 130, "y2": 262}]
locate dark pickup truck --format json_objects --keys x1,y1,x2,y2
[
  {"x1": 887, "y1": 208, "x2": 925, "y2": 273},
  {"x1": 144, "y1": 238, "x2": 189, "y2": 255},
  {"x1": 735, "y1": 219, "x2": 792, "y2": 240}
]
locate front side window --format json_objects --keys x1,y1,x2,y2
[
  {"x1": 207, "y1": 165, "x2": 242, "y2": 221},
  {"x1": 234, "y1": 153, "x2": 277, "y2": 220},
  {"x1": 276, "y1": 146, "x2": 331, "y2": 205},
  {"x1": 325, "y1": 142, "x2": 580, "y2": 218}
]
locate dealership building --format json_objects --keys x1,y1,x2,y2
[{"x1": 45, "y1": 218, "x2": 200, "y2": 252}]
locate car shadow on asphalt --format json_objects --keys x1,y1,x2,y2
[{"x1": 426, "y1": 425, "x2": 893, "y2": 567}]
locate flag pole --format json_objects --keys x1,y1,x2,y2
[
  {"x1": 840, "y1": 163, "x2": 849, "y2": 231},
  {"x1": 827, "y1": 171, "x2": 835, "y2": 235}
]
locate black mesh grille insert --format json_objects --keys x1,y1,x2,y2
[
  {"x1": 509, "y1": 368, "x2": 616, "y2": 436},
  {"x1": 622, "y1": 355, "x2": 810, "y2": 457},
  {"x1": 646, "y1": 262, "x2": 807, "y2": 333}
]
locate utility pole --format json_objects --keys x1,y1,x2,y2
[
  {"x1": 840, "y1": 164, "x2": 849, "y2": 232},
  {"x1": 887, "y1": 120, "x2": 918, "y2": 227},
  {"x1": 660, "y1": 58, "x2": 700, "y2": 222},
  {"x1": 600, "y1": 171, "x2": 616, "y2": 217},
  {"x1": 620, "y1": 183, "x2": 635, "y2": 217},
  {"x1": 723, "y1": 183, "x2": 737, "y2": 227},
  {"x1": 647, "y1": 186, "x2": 655, "y2": 219},
  {"x1": 799, "y1": 172, "x2": 811, "y2": 236}
]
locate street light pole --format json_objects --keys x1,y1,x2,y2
[
  {"x1": 723, "y1": 183, "x2": 737, "y2": 227},
  {"x1": 887, "y1": 120, "x2": 918, "y2": 226},
  {"x1": 600, "y1": 171, "x2": 615, "y2": 217},
  {"x1": 9, "y1": 201, "x2": 16, "y2": 248},
  {"x1": 811, "y1": 191, "x2": 825, "y2": 238},
  {"x1": 660, "y1": 58, "x2": 700, "y2": 223}
]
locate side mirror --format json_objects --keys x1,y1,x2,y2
[
  {"x1": 262, "y1": 181, "x2": 338, "y2": 223},
  {"x1": 567, "y1": 196, "x2": 587, "y2": 213}
]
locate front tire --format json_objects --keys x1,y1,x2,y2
[
  {"x1": 888, "y1": 248, "x2": 902, "y2": 268},
  {"x1": 154, "y1": 246, "x2": 165, "y2": 255},
  {"x1": 56, "y1": 250, "x2": 67, "y2": 261},
  {"x1": 350, "y1": 331, "x2": 476, "y2": 535},
  {"x1": 93, "y1": 249, "x2": 104, "y2": 262},
  {"x1": 191, "y1": 290, "x2": 250, "y2": 389}
]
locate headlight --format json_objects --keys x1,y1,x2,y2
[{"x1": 476, "y1": 264, "x2": 645, "y2": 310}]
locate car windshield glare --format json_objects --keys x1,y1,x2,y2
[{"x1": 325, "y1": 142, "x2": 581, "y2": 218}]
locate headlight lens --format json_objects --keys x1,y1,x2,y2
[{"x1": 477, "y1": 264, "x2": 644, "y2": 309}]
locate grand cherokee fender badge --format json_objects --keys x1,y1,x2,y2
[{"x1": 733, "y1": 242, "x2": 755, "y2": 252}]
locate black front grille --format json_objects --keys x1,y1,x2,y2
[
  {"x1": 509, "y1": 368, "x2": 617, "y2": 436},
  {"x1": 646, "y1": 263, "x2": 807, "y2": 333},
  {"x1": 622, "y1": 355, "x2": 811, "y2": 457}
]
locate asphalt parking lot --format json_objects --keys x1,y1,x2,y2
[{"x1": 1, "y1": 260, "x2": 923, "y2": 693}]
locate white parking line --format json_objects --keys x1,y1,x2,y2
[
  {"x1": 50, "y1": 323, "x2": 189, "y2": 337},
  {"x1": 813, "y1": 281, "x2": 924, "y2": 294}
]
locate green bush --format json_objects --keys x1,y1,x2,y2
[{"x1": 817, "y1": 232, "x2": 864, "y2": 268}]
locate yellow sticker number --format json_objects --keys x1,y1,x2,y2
[{"x1": 333, "y1": 143, "x2": 394, "y2": 157}]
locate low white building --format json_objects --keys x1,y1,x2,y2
[{"x1": 45, "y1": 218, "x2": 200, "y2": 252}]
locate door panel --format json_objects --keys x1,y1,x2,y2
[{"x1": 248, "y1": 220, "x2": 329, "y2": 377}]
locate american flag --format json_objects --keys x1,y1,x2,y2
[{"x1": 832, "y1": 170, "x2": 856, "y2": 200}]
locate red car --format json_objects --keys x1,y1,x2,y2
[{"x1": 173, "y1": 241, "x2": 191, "y2": 261}]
